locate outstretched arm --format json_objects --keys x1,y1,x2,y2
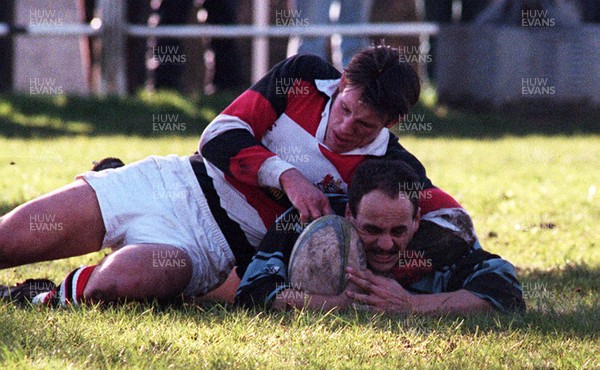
[
  {"x1": 346, "y1": 267, "x2": 492, "y2": 314},
  {"x1": 235, "y1": 199, "x2": 349, "y2": 309}
]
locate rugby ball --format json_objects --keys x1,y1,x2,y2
[{"x1": 288, "y1": 215, "x2": 366, "y2": 295}]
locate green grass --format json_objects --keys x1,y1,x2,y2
[
  {"x1": 0, "y1": 92, "x2": 598, "y2": 369},
  {"x1": 0, "y1": 304, "x2": 596, "y2": 369},
  {"x1": 0, "y1": 90, "x2": 240, "y2": 138}
]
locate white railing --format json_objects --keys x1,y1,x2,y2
[
  {"x1": 0, "y1": 1, "x2": 438, "y2": 96},
  {"x1": 126, "y1": 23, "x2": 439, "y2": 38}
]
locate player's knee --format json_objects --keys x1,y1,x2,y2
[{"x1": 84, "y1": 281, "x2": 121, "y2": 304}]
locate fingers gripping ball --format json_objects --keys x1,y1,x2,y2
[{"x1": 288, "y1": 215, "x2": 366, "y2": 295}]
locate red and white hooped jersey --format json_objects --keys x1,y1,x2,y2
[{"x1": 199, "y1": 54, "x2": 432, "y2": 247}]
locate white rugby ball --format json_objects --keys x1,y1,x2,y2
[{"x1": 288, "y1": 215, "x2": 366, "y2": 295}]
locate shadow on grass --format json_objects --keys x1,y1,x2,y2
[
  {"x1": 185, "y1": 264, "x2": 599, "y2": 339},
  {"x1": 225, "y1": 263, "x2": 599, "y2": 339},
  {"x1": 0, "y1": 264, "x2": 596, "y2": 344},
  {"x1": 0, "y1": 307, "x2": 22, "y2": 350},
  {"x1": 1, "y1": 91, "x2": 599, "y2": 139},
  {"x1": 0, "y1": 90, "x2": 241, "y2": 138},
  {"x1": 455, "y1": 263, "x2": 600, "y2": 339}
]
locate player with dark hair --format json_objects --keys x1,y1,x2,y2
[
  {"x1": 0, "y1": 45, "x2": 488, "y2": 307},
  {"x1": 347, "y1": 159, "x2": 420, "y2": 220},
  {"x1": 236, "y1": 159, "x2": 525, "y2": 314}
]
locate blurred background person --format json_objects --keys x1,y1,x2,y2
[
  {"x1": 149, "y1": 0, "x2": 194, "y2": 90},
  {"x1": 201, "y1": 0, "x2": 244, "y2": 93},
  {"x1": 150, "y1": 0, "x2": 244, "y2": 93},
  {"x1": 287, "y1": 0, "x2": 374, "y2": 70},
  {"x1": 77, "y1": 0, "x2": 244, "y2": 94},
  {"x1": 420, "y1": 0, "x2": 490, "y2": 83},
  {"x1": 0, "y1": 1, "x2": 13, "y2": 92}
]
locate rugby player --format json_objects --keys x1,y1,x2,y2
[{"x1": 236, "y1": 159, "x2": 525, "y2": 313}]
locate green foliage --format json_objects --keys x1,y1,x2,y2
[{"x1": 0, "y1": 92, "x2": 598, "y2": 369}]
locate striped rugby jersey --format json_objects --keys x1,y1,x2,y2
[{"x1": 199, "y1": 54, "x2": 432, "y2": 249}]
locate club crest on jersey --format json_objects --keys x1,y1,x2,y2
[
  {"x1": 316, "y1": 174, "x2": 344, "y2": 194},
  {"x1": 266, "y1": 187, "x2": 285, "y2": 201}
]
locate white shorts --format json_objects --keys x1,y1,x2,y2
[{"x1": 77, "y1": 155, "x2": 235, "y2": 296}]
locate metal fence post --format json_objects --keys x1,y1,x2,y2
[
  {"x1": 98, "y1": 0, "x2": 127, "y2": 96},
  {"x1": 252, "y1": 0, "x2": 269, "y2": 84}
]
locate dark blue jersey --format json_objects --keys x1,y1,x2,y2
[{"x1": 235, "y1": 195, "x2": 525, "y2": 312}]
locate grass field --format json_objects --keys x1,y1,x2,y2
[{"x1": 0, "y1": 92, "x2": 598, "y2": 369}]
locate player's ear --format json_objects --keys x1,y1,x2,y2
[
  {"x1": 414, "y1": 207, "x2": 421, "y2": 224},
  {"x1": 339, "y1": 74, "x2": 347, "y2": 91}
]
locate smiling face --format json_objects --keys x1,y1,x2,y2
[
  {"x1": 324, "y1": 86, "x2": 396, "y2": 154},
  {"x1": 346, "y1": 189, "x2": 420, "y2": 274}
]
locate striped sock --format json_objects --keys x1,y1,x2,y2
[{"x1": 33, "y1": 265, "x2": 97, "y2": 306}]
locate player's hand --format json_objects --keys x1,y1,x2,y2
[
  {"x1": 345, "y1": 267, "x2": 414, "y2": 314},
  {"x1": 279, "y1": 169, "x2": 332, "y2": 224}
]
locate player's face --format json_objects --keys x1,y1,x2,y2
[
  {"x1": 347, "y1": 190, "x2": 420, "y2": 274},
  {"x1": 325, "y1": 86, "x2": 396, "y2": 153}
]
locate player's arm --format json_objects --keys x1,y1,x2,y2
[
  {"x1": 410, "y1": 289, "x2": 492, "y2": 313},
  {"x1": 235, "y1": 200, "x2": 352, "y2": 310},
  {"x1": 442, "y1": 241, "x2": 525, "y2": 312},
  {"x1": 346, "y1": 236, "x2": 525, "y2": 313},
  {"x1": 234, "y1": 208, "x2": 303, "y2": 309},
  {"x1": 380, "y1": 138, "x2": 525, "y2": 312},
  {"x1": 200, "y1": 54, "x2": 338, "y2": 220},
  {"x1": 346, "y1": 267, "x2": 491, "y2": 314},
  {"x1": 410, "y1": 191, "x2": 525, "y2": 312},
  {"x1": 347, "y1": 191, "x2": 524, "y2": 313},
  {"x1": 237, "y1": 268, "x2": 353, "y2": 311}
]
